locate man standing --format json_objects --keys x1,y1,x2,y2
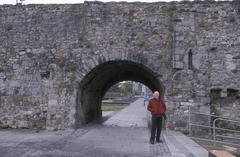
[{"x1": 147, "y1": 91, "x2": 167, "y2": 144}]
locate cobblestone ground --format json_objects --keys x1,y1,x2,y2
[
  {"x1": 0, "y1": 98, "x2": 191, "y2": 157},
  {"x1": 149, "y1": 140, "x2": 172, "y2": 157}
]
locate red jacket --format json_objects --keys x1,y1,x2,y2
[{"x1": 147, "y1": 98, "x2": 166, "y2": 117}]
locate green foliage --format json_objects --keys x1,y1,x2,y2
[
  {"x1": 78, "y1": 36, "x2": 92, "y2": 49},
  {"x1": 137, "y1": 41, "x2": 145, "y2": 48},
  {"x1": 189, "y1": 61, "x2": 193, "y2": 70},
  {"x1": 67, "y1": 62, "x2": 77, "y2": 71},
  {"x1": 56, "y1": 58, "x2": 78, "y2": 72},
  {"x1": 162, "y1": 4, "x2": 177, "y2": 14},
  {"x1": 163, "y1": 5, "x2": 176, "y2": 32},
  {"x1": 69, "y1": 73, "x2": 76, "y2": 82},
  {"x1": 56, "y1": 57, "x2": 65, "y2": 69},
  {"x1": 190, "y1": 64, "x2": 200, "y2": 74},
  {"x1": 168, "y1": 89, "x2": 175, "y2": 96},
  {"x1": 108, "y1": 83, "x2": 122, "y2": 92},
  {"x1": 168, "y1": 5, "x2": 177, "y2": 12},
  {"x1": 118, "y1": 81, "x2": 133, "y2": 93},
  {"x1": 5, "y1": 24, "x2": 13, "y2": 32}
]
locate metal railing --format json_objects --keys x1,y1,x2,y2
[
  {"x1": 213, "y1": 118, "x2": 240, "y2": 146},
  {"x1": 188, "y1": 106, "x2": 240, "y2": 147}
]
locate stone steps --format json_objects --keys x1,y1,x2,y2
[
  {"x1": 163, "y1": 130, "x2": 209, "y2": 157},
  {"x1": 209, "y1": 150, "x2": 236, "y2": 157},
  {"x1": 190, "y1": 137, "x2": 240, "y2": 155}
]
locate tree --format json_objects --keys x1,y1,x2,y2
[
  {"x1": 118, "y1": 81, "x2": 133, "y2": 93},
  {"x1": 108, "y1": 83, "x2": 121, "y2": 92}
]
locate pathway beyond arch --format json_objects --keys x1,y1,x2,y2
[
  {"x1": 104, "y1": 97, "x2": 148, "y2": 127},
  {"x1": 0, "y1": 98, "x2": 208, "y2": 157}
]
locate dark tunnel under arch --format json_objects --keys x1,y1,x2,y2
[{"x1": 75, "y1": 60, "x2": 164, "y2": 128}]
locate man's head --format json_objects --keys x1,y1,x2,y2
[{"x1": 153, "y1": 91, "x2": 160, "y2": 99}]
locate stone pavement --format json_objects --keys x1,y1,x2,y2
[
  {"x1": 0, "y1": 98, "x2": 208, "y2": 157},
  {"x1": 103, "y1": 98, "x2": 148, "y2": 127},
  {"x1": 103, "y1": 98, "x2": 173, "y2": 156}
]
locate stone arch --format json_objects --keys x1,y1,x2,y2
[{"x1": 75, "y1": 60, "x2": 164, "y2": 128}]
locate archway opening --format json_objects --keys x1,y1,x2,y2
[
  {"x1": 101, "y1": 81, "x2": 151, "y2": 119},
  {"x1": 75, "y1": 60, "x2": 164, "y2": 128}
]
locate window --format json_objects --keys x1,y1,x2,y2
[{"x1": 188, "y1": 49, "x2": 193, "y2": 70}]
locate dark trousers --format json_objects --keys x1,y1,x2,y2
[{"x1": 150, "y1": 116, "x2": 162, "y2": 142}]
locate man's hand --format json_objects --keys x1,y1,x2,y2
[{"x1": 163, "y1": 113, "x2": 167, "y2": 121}]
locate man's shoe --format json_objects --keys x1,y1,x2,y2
[
  {"x1": 156, "y1": 140, "x2": 163, "y2": 143},
  {"x1": 150, "y1": 140, "x2": 154, "y2": 144}
]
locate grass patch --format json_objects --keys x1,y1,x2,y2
[
  {"x1": 113, "y1": 98, "x2": 123, "y2": 101},
  {"x1": 102, "y1": 98, "x2": 123, "y2": 102},
  {"x1": 102, "y1": 99, "x2": 113, "y2": 103},
  {"x1": 101, "y1": 105, "x2": 125, "y2": 111}
]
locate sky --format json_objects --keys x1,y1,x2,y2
[
  {"x1": 0, "y1": 0, "x2": 230, "y2": 5},
  {"x1": 0, "y1": 0, "x2": 185, "y2": 5}
]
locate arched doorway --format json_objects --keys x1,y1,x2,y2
[{"x1": 75, "y1": 60, "x2": 164, "y2": 128}]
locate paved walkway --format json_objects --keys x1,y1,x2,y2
[
  {"x1": 103, "y1": 98, "x2": 148, "y2": 127},
  {"x1": 0, "y1": 98, "x2": 208, "y2": 157},
  {"x1": 103, "y1": 98, "x2": 173, "y2": 156}
]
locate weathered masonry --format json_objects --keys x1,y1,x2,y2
[{"x1": 0, "y1": 1, "x2": 240, "y2": 130}]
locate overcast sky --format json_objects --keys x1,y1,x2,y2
[
  {"x1": 0, "y1": 0, "x2": 196, "y2": 5},
  {"x1": 0, "y1": 0, "x2": 182, "y2": 5},
  {"x1": 0, "y1": 0, "x2": 231, "y2": 5}
]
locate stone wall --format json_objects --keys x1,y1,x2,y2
[{"x1": 0, "y1": 1, "x2": 240, "y2": 130}]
